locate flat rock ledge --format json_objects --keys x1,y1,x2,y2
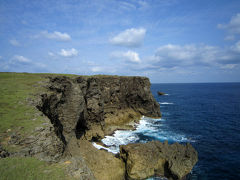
[{"x1": 120, "y1": 141, "x2": 198, "y2": 180}]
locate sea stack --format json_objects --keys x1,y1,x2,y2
[{"x1": 157, "y1": 91, "x2": 166, "y2": 96}]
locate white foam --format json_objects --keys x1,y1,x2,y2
[
  {"x1": 159, "y1": 102, "x2": 174, "y2": 105},
  {"x1": 147, "y1": 177, "x2": 168, "y2": 180},
  {"x1": 92, "y1": 142, "x2": 118, "y2": 154},
  {"x1": 101, "y1": 130, "x2": 139, "y2": 153},
  {"x1": 93, "y1": 116, "x2": 194, "y2": 154}
]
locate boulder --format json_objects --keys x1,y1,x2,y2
[
  {"x1": 120, "y1": 141, "x2": 198, "y2": 180},
  {"x1": 64, "y1": 139, "x2": 125, "y2": 180},
  {"x1": 157, "y1": 91, "x2": 165, "y2": 96}
]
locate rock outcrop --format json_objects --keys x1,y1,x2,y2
[
  {"x1": 120, "y1": 141, "x2": 198, "y2": 180},
  {"x1": 65, "y1": 139, "x2": 125, "y2": 180},
  {"x1": 157, "y1": 91, "x2": 166, "y2": 96},
  {"x1": 36, "y1": 75, "x2": 161, "y2": 179},
  {"x1": 37, "y1": 75, "x2": 161, "y2": 143}
]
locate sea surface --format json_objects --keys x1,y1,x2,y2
[{"x1": 93, "y1": 83, "x2": 240, "y2": 180}]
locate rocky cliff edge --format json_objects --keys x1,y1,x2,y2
[
  {"x1": 37, "y1": 75, "x2": 161, "y2": 143},
  {"x1": 12, "y1": 75, "x2": 197, "y2": 180}
]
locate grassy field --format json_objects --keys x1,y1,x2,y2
[
  {"x1": 0, "y1": 72, "x2": 77, "y2": 134},
  {"x1": 0, "y1": 157, "x2": 68, "y2": 180},
  {"x1": 0, "y1": 72, "x2": 77, "y2": 180},
  {"x1": 0, "y1": 73, "x2": 47, "y2": 135}
]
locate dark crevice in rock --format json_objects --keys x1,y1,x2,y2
[
  {"x1": 75, "y1": 111, "x2": 87, "y2": 139},
  {"x1": 164, "y1": 161, "x2": 178, "y2": 180},
  {"x1": 37, "y1": 94, "x2": 67, "y2": 146}
]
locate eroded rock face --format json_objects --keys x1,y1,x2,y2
[
  {"x1": 37, "y1": 75, "x2": 161, "y2": 143},
  {"x1": 7, "y1": 122, "x2": 65, "y2": 162},
  {"x1": 36, "y1": 75, "x2": 161, "y2": 179},
  {"x1": 120, "y1": 141, "x2": 198, "y2": 180},
  {"x1": 35, "y1": 75, "x2": 198, "y2": 180}
]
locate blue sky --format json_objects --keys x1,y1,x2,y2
[{"x1": 1, "y1": 0, "x2": 240, "y2": 83}]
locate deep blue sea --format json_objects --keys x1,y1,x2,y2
[
  {"x1": 150, "y1": 83, "x2": 240, "y2": 180},
  {"x1": 94, "y1": 83, "x2": 240, "y2": 179}
]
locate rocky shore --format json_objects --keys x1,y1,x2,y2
[{"x1": 1, "y1": 75, "x2": 198, "y2": 180}]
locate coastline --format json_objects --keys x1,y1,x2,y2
[{"x1": 0, "y1": 73, "x2": 198, "y2": 180}]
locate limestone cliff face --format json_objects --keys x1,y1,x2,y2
[{"x1": 38, "y1": 75, "x2": 161, "y2": 143}]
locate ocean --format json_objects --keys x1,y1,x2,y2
[{"x1": 93, "y1": 83, "x2": 240, "y2": 180}]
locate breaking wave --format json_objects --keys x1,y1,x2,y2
[
  {"x1": 159, "y1": 102, "x2": 174, "y2": 105},
  {"x1": 93, "y1": 116, "x2": 193, "y2": 154}
]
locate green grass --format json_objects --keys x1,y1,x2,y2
[
  {"x1": 0, "y1": 72, "x2": 78, "y2": 180},
  {"x1": 0, "y1": 72, "x2": 47, "y2": 135},
  {"x1": 0, "y1": 72, "x2": 77, "y2": 134},
  {"x1": 0, "y1": 157, "x2": 67, "y2": 180}
]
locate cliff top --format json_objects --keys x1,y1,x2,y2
[{"x1": 0, "y1": 72, "x2": 151, "y2": 140}]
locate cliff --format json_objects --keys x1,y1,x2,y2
[
  {"x1": 0, "y1": 73, "x2": 197, "y2": 180},
  {"x1": 35, "y1": 75, "x2": 163, "y2": 180},
  {"x1": 37, "y1": 75, "x2": 161, "y2": 143}
]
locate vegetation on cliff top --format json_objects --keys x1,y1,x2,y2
[
  {"x1": 0, "y1": 157, "x2": 68, "y2": 180},
  {"x1": 0, "y1": 72, "x2": 77, "y2": 135},
  {"x1": 0, "y1": 72, "x2": 76, "y2": 179}
]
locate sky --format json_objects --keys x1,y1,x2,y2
[{"x1": 0, "y1": 0, "x2": 240, "y2": 83}]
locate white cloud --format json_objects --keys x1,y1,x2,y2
[
  {"x1": 224, "y1": 35, "x2": 235, "y2": 41},
  {"x1": 119, "y1": 1, "x2": 136, "y2": 11},
  {"x1": 111, "y1": 51, "x2": 141, "y2": 63},
  {"x1": 156, "y1": 44, "x2": 197, "y2": 61},
  {"x1": 91, "y1": 66, "x2": 102, "y2": 72},
  {"x1": 90, "y1": 66, "x2": 116, "y2": 74},
  {"x1": 218, "y1": 13, "x2": 240, "y2": 40},
  {"x1": 12, "y1": 55, "x2": 31, "y2": 63},
  {"x1": 35, "y1": 62, "x2": 47, "y2": 68},
  {"x1": 139, "y1": 43, "x2": 240, "y2": 70},
  {"x1": 9, "y1": 39, "x2": 20, "y2": 46},
  {"x1": 154, "y1": 44, "x2": 209, "y2": 68},
  {"x1": 231, "y1": 41, "x2": 240, "y2": 53},
  {"x1": 110, "y1": 28, "x2": 146, "y2": 47},
  {"x1": 48, "y1": 52, "x2": 55, "y2": 57},
  {"x1": 59, "y1": 48, "x2": 78, "y2": 57},
  {"x1": 39, "y1": 31, "x2": 71, "y2": 41},
  {"x1": 220, "y1": 64, "x2": 237, "y2": 69},
  {"x1": 2, "y1": 55, "x2": 47, "y2": 73},
  {"x1": 123, "y1": 51, "x2": 141, "y2": 63}
]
